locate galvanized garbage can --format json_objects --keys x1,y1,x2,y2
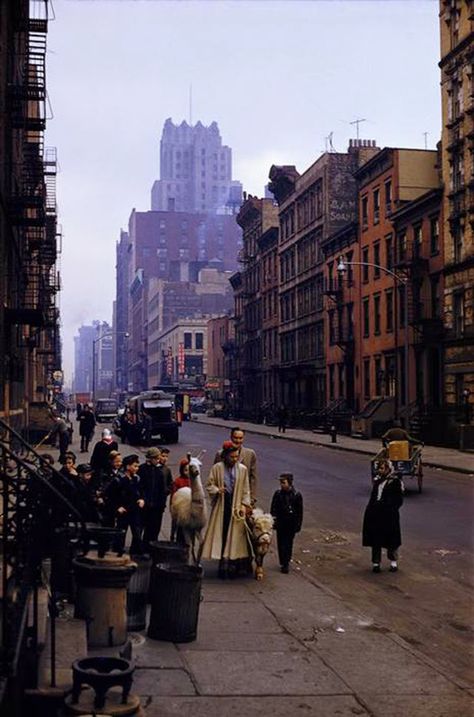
[
  {"x1": 73, "y1": 553, "x2": 136, "y2": 647},
  {"x1": 148, "y1": 540, "x2": 189, "y2": 603},
  {"x1": 127, "y1": 554, "x2": 152, "y2": 631},
  {"x1": 148, "y1": 563, "x2": 203, "y2": 643}
]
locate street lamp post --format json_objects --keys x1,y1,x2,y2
[
  {"x1": 91, "y1": 331, "x2": 129, "y2": 405},
  {"x1": 337, "y1": 256, "x2": 409, "y2": 422}
]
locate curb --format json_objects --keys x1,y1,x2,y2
[{"x1": 194, "y1": 417, "x2": 474, "y2": 476}]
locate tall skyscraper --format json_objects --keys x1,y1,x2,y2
[{"x1": 151, "y1": 118, "x2": 242, "y2": 214}]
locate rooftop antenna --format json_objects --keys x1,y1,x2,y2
[
  {"x1": 423, "y1": 131, "x2": 429, "y2": 149},
  {"x1": 350, "y1": 117, "x2": 366, "y2": 140},
  {"x1": 189, "y1": 84, "x2": 193, "y2": 125}
]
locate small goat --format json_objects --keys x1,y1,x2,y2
[
  {"x1": 247, "y1": 508, "x2": 274, "y2": 580},
  {"x1": 170, "y1": 453, "x2": 207, "y2": 564}
]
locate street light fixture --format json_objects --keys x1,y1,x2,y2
[
  {"x1": 92, "y1": 331, "x2": 129, "y2": 405},
  {"x1": 337, "y1": 256, "x2": 409, "y2": 421}
]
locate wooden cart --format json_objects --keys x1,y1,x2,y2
[{"x1": 371, "y1": 440, "x2": 424, "y2": 493}]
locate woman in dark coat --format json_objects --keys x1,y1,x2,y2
[{"x1": 362, "y1": 459, "x2": 404, "y2": 573}]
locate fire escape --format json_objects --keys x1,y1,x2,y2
[{"x1": 6, "y1": 1, "x2": 60, "y2": 390}]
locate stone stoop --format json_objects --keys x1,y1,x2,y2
[{"x1": 24, "y1": 608, "x2": 88, "y2": 715}]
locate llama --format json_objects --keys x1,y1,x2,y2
[
  {"x1": 170, "y1": 453, "x2": 207, "y2": 564},
  {"x1": 247, "y1": 508, "x2": 274, "y2": 580}
]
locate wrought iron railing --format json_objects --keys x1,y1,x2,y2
[{"x1": 0, "y1": 417, "x2": 86, "y2": 715}]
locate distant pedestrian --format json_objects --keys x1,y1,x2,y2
[
  {"x1": 362, "y1": 459, "x2": 404, "y2": 573},
  {"x1": 78, "y1": 404, "x2": 96, "y2": 452},
  {"x1": 76, "y1": 402, "x2": 82, "y2": 421},
  {"x1": 277, "y1": 404, "x2": 289, "y2": 434},
  {"x1": 90, "y1": 428, "x2": 118, "y2": 473},
  {"x1": 51, "y1": 414, "x2": 71, "y2": 463},
  {"x1": 270, "y1": 473, "x2": 303, "y2": 573}
]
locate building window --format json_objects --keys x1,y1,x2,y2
[
  {"x1": 385, "y1": 234, "x2": 393, "y2": 270},
  {"x1": 373, "y1": 242, "x2": 381, "y2": 278},
  {"x1": 453, "y1": 225, "x2": 463, "y2": 263},
  {"x1": 384, "y1": 180, "x2": 392, "y2": 214},
  {"x1": 430, "y1": 276, "x2": 440, "y2": 318},
  {"x1": 430, "y1": 216, "x2": 439, "y2": 254},
  {"x1": 386, "y1": 290, "x2": 394, "y2": 332},
  {"x1": 374, "y1": 294, "x2": 381, "y2": 335},
  {"x1": 362, "y1": 195, "x2": 368, "y2": 227},
  {"x1": 362, "y1": 247, "x2": 369, "y2": 282},
  {"x1": 364, "y1": 358, "x2": 371, "y2": 399},
  {"x1": 329, "y1": 365, "x2": 335, "y2": 400},
  {"x1": 398, "y1": 231, "x2": 407, "y2": 263},
  {"x1": 195, "y1": 333, "x2": 204, "y2": 350},
  {"x1": 375, "y1": 356, "x2": 382, "y2": 395},
  {"x1": 184, "y1": 332, "x2": 192, "y2": 349},
  {"x1": 453, "y1": 291, "x2": 464, "y2": 337},
  {"x1": 373, "y1": 188, "x2": 380, "y2": 224},
  {"x1": 413, "y1": 224, "x2": 422, "y2": 258},
  {"x1": 363, "y1": 298, "x2": 370, "y2": 337}
]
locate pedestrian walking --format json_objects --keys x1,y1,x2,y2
[
  {"x1": 277, "y1": 404, "x2": 289, "y2": 433},
  {"x1": 104, "y1": 454, "x2": 145, "y2": 555},
  {"x1": 51, "y1": 414, "x2": 71, "y2": 463},
  {"x1": 214, "y1": 426, "x2": 258, "y2": 506},
  {"x1": 362, "y1": 459, "x2": 404, "y2": 573},
  {"x1": 78, "y1": 404, "x2": 96, "y2": 452},
  {"x1": 138, "y1": 447, "x2": 170, "y2": 548},
  {"x1": 90, "y1": 428, "x2": 119, "y2": 473},
  {"x1": 270, "y1": 473, "x2": 303, "y2": 573},
  {"x1": 202, "y1": 440, "x2": 252, "y2": 578}
]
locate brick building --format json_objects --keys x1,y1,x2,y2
[
  {"x1": 234, "y1": 196, "x2": 279, "y2": 418},
  {"x1": 206, "y1": 315, "x2": 235, "y2": 402},
  {"x1": 154, "y1": 319, "x2": 209, "y2": 387},
  {"x1": 439, "y1": 0, "x2": 474, "y2": 429},
  {"x1": 351, "y1": 148, "x2": 439, "y2": 432},
  {"x1": 269, "y1": 144, "x2": 378, "y2": 416},
  {"x1": 0, "y1": 0, "x2": 61, "y2": 431}
]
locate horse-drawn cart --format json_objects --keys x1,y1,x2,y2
[{"x1": 371, "y1": 440, "x2": 424, "y2": 493}]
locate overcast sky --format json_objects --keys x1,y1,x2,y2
[{"x1": 45, "y1": 0, "x2": 441, "y2": 382}]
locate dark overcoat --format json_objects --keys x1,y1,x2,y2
[{"x1": 362, "y1": 476, "x2": 403, "y2": 549}]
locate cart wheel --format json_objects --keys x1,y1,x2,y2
[{"x1": 417, "y1": 462, "x2": 423, "y2": 494}]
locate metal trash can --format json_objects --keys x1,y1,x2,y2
[
  {"x1": 148, "y1": 563, "x2": 203, "y2": 643},
  {"x1": 73, "y1": 553, "x2": 136, "y2": 647},
  {"x1": 149, "y1": 540, "x2": 189, "y2": 564},
  {"x1": 127, "y1": 555, "x2": 152, "y2": 631},
  {"x1": 149, "y1": 540, "x2": 189, "y2": 603}
]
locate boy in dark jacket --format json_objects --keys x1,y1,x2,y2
[
  {"x1": 270, "y1": 473, "x2": 303, "y2": 573},
  {"x1": 362, "y1": 459, "x2": 404, "y2": 573},
  {"x1": 104, "y1": 453, "x2": 144, "y2": 555}
]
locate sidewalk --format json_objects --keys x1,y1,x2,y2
[
  {"x1": 193, "y1": 416, "x2": 474, "y2": 475},
  {"x1": 121, "y1": 562, "x2": 473, "y2": 717}
]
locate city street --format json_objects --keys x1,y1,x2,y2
[{"x1": 154, "y1": 420, "x2": 474, "y2": 686}]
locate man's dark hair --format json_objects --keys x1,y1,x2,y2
[
  {"x1": 160, "y1": 447, "x2": 170, "y2": 455},
  {"x1": 230, "y1": 426, "x2": 244, "y2": 436},
  {"x1": 123, "y1": 454, "x2": 140, "y2": 469}
]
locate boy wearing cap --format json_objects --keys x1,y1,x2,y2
[
  {"x1": 270, "y1": 473, "x2": 303, "y2": 574},
  {"x1": 76, "y1": 463, "x2": 101, "y2": 523},
  {"x1": 138, "y1": 447, "x2": 170, "y2": 548}
]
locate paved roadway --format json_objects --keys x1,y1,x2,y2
[{"x1": 169, "y1": 420, "x2": 474, "y2": 686}]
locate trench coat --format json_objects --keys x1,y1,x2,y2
[
  {"x1": 362, "y1": 476, "x2": 403, "y2": 550},
  {"x1": 214, "y1": 446, "x2": 258, "y2": 505},
  {"x1": 201, "y1": 461, "x2": 251, "y2": 561}
]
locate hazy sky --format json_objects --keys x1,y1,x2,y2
[{"x1": 44, "y1": 0, "x2": 441, "y2": 382}]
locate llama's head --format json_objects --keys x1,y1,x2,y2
[
  {"x1": 188, "y1": 455, "x2": 203, "y2": 480},
  {"x1": 250, "y1": 508, "x2": 274, "y2": 555}
]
